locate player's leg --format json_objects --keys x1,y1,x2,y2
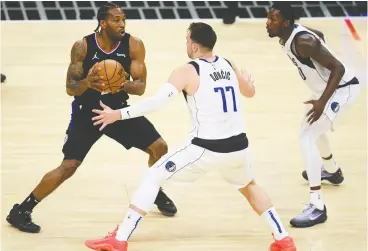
[
  {"x1": 302, "y1": 82, "x2": 360, "y2": 184},
  {"x1": 85, "y1": 143, "x2": 206, "y2": 251},
  {"x1": 104, "y1": 116, "x2": 177, "y2": 217},
  {"x1": 290, "y1": 113, "x2": 332, "y2": 228},
  {"x1": 218, "y1": 149, "x2": 296, "y2": 251},
  {"x1": 144, "y1": 137, "x2": 178, "y2": 216},
  {"x1": 316, "y1": 134, "x2": 339, "y2": 172},
  {"x1": 6, "y1": 104, "x2": 102, "y2": 233},
  {"x1": 302, "y1": 133, "x2": 344, "y2": 184}
]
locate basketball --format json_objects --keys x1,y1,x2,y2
[{"x1": 95, "y1": 59, "x2": 127, "y2": 93}]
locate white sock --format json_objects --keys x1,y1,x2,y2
[
  {"x1": 322, "y1": 154, "x2": 339, "y2": 173},
  {"x1": 116, "y1": 209, "x2": 143, "y2": 241},
  {"x1": 261, "y1": 207, "x2": 288, "y2": 240},
  {"x1": 310, "y1": 190, "x2": 324, "y2": 210}
]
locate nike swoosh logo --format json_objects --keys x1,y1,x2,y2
[{"x1": 309, "y1": 212, "x2": 323, "y2": 221}]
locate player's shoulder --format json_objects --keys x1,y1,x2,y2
[
  {"x1": 171, "y1": 63, "x2": 198, "y2": 78},
  {"x1": 129, "y1": 34, "x2": 144, "y2": 50},
  {"x1": 295, "y1": 32, "x2": 320, "y2": 49},
  {"x1": 70, "y1": 38, "x2": 87, "y2": 59}
]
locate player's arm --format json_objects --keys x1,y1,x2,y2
[
  {"x1": 296, "y1": 34, "x2": 344, "y2": 104},
  {"x1": 229, "y1": 60, "x2": 255, "y2": 98},
  {"x1": 122, "y1": 36, "x2": 147, "y2": 96},
  {"x1": 303, "y1": 26, "x2": 325, "y2": 42},
  {"x1": 91, "y1": 64, "x2": 193, "y2": 130},
  {"x1": 66, "y1": 39, "x2": 104, "y2": 96},
  {"x1": 66, "y1": 39, "x2": 89, "y2": 96},
  {"x1": 119, "y1": 64, "x2": 191, "y2": 120}
]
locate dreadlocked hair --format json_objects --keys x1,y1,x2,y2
[{"x1": 94, "y1": 2, "x2": 120, "y2": 32}]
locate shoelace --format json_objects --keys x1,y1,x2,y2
[
  {"x1": 104, "y1": 226, "x2": 119, "y2": 239},
  {"x1": 24, "y1": 211, "x2": 33, "y2": 223},
  {"x1": 301, "y1": 203, "x2": 315, "y2": 215}
]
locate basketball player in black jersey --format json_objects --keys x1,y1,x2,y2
[{"x1": 6, "y1": 3, "x2": 177, "y2": 233}]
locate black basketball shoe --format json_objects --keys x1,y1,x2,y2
[
  {"x1": 302, "y1": 167, "x2": 344, "y2": 185},
  {"x1": 154, "y1": 188, "x2": 177, "y2": 217},
  {"x1": 6, "y1": 204, "x2": 41, "y2": 233}
]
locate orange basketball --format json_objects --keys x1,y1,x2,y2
[{"x1": 95, "y1": 59, "x2": 127, "y2": 93}]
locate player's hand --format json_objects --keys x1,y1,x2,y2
[
  {"x1": 92, "y1": 101, "x2": 122, "y2": 131},
  {"x1": 110, "y1": 72, "x2": 130, "y2": 94},
  {"x1": 85, "y1": 63, "x2": 105, "y2": 92},
  {"x1": 304, "y1": 99, "x2": 326, "y2": 124},
  {"x1": 241, "y1": 69, "x2": 254, "y2": 86}
]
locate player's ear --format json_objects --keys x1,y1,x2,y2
[
  {"x1": 193, "y1": 43, "x2": 198, "y2": 52},
  {"x1": 283, "y1": 20, "x2": 290, "y2": 28},
  {"x1": 100, "y1": 20, "x2": 107, "y2": 29}
]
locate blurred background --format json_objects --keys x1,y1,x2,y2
[{"x1": 1, "y1": 1, "x2": 367, "y2": 21}]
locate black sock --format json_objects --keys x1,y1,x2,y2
[
  {"x1": 19, "y1": 193, "x2": 40, "y2": 211},
  {"x1": 322, "y1": 154, "x2": 333, "y2": 160}
]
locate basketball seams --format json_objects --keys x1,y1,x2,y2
[
  {"x1": 103, "y1": 60, "x2": 112, "y2": 93},
  {"x1": 109, "y1": 60, "x2": 118, "y2": 81},
  {"x1": 98, "y1": 59, "x2": 126, "y2": 93}
]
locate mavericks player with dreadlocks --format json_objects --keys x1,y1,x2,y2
[{"x1": 6, "y1": 3, "x2": 177, "y2": 233}]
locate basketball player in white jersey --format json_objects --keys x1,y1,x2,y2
[
  {"x1": 266, "y1": 3, "x2": 360, "y2": 228},
  {"x1": 84, "y1": 22, "x2": 296, "y2": 251}
]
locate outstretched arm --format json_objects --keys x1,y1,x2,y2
[{"x1": 91, "y1": 64, "x2": 195, "y2": 130}]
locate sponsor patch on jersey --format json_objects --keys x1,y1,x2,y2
[
  {"x1": 165, "y1": 161, "x2": 176, "y2": 172},
  {"x1": 331, "y1": 102, "x2": 340, "y2": 113}
]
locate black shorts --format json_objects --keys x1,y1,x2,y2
[{"x1": 62, "y1": 103, "x2": 161, "y2": 161}]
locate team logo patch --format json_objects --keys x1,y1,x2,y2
[
  {"x1": 331, "y1": 102, "x2": 340, "y2": 113},
  {"x1": 165, "y1": 161, "x2": 176, "y2": 172}
]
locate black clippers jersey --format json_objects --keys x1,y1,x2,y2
[{"x1": 74, "y1": 32, "x2": 132, "y2": 110}]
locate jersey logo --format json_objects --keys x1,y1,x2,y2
[
  {"x1": 331, "y1": 102, "x2": 340, "y2": 113},
  {"x1": 117, "y1": 53, "x2": 126, "y2": 57},
  {"x1": 165, "y1": 161, "x2": 176, "y2": 172},
  {"x1": 92, "y1": 52, "x2": 99, "y2": 60}
]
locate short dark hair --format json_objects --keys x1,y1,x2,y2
[
  {"x1": 94, "y1": 2, "x2": 121, "y2": 32},
  {"x1": 188, "y1": 22, "x2": 217, "y2": 50},
  {"x1": 271, "y1": 2, "x2": 299, "y2": 25}
]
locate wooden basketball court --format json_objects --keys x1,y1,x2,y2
[{"x1": 1, "y1": 19, "x2": 367, "y2": 251}]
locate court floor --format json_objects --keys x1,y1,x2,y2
[{"x1": 1, "y1": 19, "x2": 367, "y2": 251}]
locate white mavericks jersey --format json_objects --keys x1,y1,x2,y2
[
  {"x1": 185, "y1": 56, "x2": 245, "y2": 140},
  {"x1": 283, "y1": 24, "x2": 355, "y2": 93}
]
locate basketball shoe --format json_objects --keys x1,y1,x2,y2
[
  {"x1": 85, "y1": 227, "x2": 127, "y2": 251},
  {"x1": 6, "y1": 203, "x2": 40, "y2": 233},
  {"x1": 290, "y1": 203, "x2": 327, "y2": 228},
  {"x1": 269, "y1": 234, "x2": 297, "y2": 251},
  {"x1": 155, "y1": 188, "x2": 177, "y2": 217},
  {"x1": 302, "y1": 166, "x2": 344, "y2": 185}
]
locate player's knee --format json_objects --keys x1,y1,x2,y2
[
  {"x1": 59, "y1": 160, "x2": 82, "y2": 180},
  {"x1": 150, "y1": 138, "x2": 168, "y2": 159}
]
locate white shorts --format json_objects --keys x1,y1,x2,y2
[
  {"x1": 303, "y1": 83, "x2": 360, "y2": 129},
  {"x1": 148, "y1": 139, "x2": 253, "y2": 189}
]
